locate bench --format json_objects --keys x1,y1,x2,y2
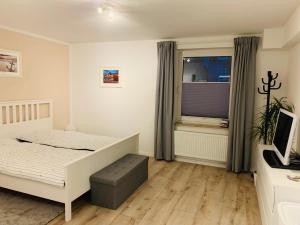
[{"x1": 90, "y1": 154, "x2": 149, "y2": 209}]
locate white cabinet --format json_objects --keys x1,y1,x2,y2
[
  {"x1": 278, "y1": 202, "x2": 300, "y2": 225},
  {"x1": 255, "y1": 145, "x2": 300, "y2": 225}
]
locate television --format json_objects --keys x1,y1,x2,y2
[{"x1": 273, "y1": 109, "x2": 297, "y2": 165}]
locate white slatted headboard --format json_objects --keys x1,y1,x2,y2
[{"x1": 0, "y1": 99, "x2": 53, "y2": 138}]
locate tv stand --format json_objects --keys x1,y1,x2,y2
[
  {"x1": 263, "y1": 150, "x2": 300, "y2": 170},
  {"x1": 255, "y1": 145, "x2": 300, "y2": 225}
]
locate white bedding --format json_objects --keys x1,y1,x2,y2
[
  {"x1": 0, "y1": 131, "x2": 119, "y2": 187},
  {"x1": 18, "y1": 130, "x2": 118, "y2": 151},
  {"x1": 0, "y1": 138, "x2": 90, "y2": 187}
]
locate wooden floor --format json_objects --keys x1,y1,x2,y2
[{"x1": 49, "y1": 158, "x2": 262, "y2": 225}]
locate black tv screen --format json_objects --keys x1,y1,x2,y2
[{"x1": 273, "y1": 111, "x2": 293, "y2": 158}]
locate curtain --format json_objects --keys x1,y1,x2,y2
[
  {"x1": 227, "y1": 37, "x2": 260, "y2": 172},
  {"x1": 154, "y1": 41, "x2": 176, "y2": 161}
]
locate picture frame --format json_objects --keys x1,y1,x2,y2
[
  {"x1": 100, "y1": 67, "x2": 121, "y2": 88},
  {"x1": 0, "y1": 49, "x2": 22, "y2": 78}
]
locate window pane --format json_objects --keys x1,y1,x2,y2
[
  {"x1": 181, "y1": 56, "x2": 232, "y2": 119},
  {"x1": 183, "y1": 56, "x2": 231, "y2": 82}
]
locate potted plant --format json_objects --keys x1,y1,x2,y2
[{"x1": 253, "y1": 97, "x2": 294, "y2": 145}]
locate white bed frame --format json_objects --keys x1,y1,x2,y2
[{"x1": 0, "y1": 99, "x2": 139, "y2": 221}]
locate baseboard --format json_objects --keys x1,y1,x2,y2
[
  {"x1": 138, "y1": 151, "x2": 226, "y2": 168},
  {"x1": 253, "y1": 172, "x2": 257, "y2": 186},
  {"x1": 175, "y1": 155, "x2": 226, "y2": 168},
  {"x1": 255, "y1": 179, "x2": 268, "y2": 225},
  {"x1": 138, "y1": 151, "x2": 154, "y2": 157}
]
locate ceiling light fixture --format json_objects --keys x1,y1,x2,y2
[
  {"x1": 97, "y1": 2, "x2": 115, "y2": 20},
  {"x1": 97, "y1": 7, "x2": 104, "y2": 14}
]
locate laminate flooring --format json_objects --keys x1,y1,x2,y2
[{"x1": 49, "y1": 158, "x2": 262, "y2": 225}]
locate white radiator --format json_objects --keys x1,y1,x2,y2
[{"x1": 174, "y1": 130, "x2": 228, "y2": 162}]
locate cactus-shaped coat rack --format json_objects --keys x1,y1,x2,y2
[{"x1": 258, "y1": 71, "x2": 282, "y2": 144}]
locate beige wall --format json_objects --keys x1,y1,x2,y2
[
  {"x1": 0, "y1": 28, "x2": 70, "y2": 129},
  {"x1": 70, "y1": 39, "x2": 290, "y2": 160},
  {"x1": 70, "y1": 40, "x2": 157, "y2": 154},
  {"x1": 251, "y1": 48, "x2": 289, "y2": 169},
  {"x1": 287, "y1": 42, "x2": 300, "y2": 152}
]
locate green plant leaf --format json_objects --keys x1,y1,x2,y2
[{"x1": 253, "y1": 97, "x2": 294, "y2": 144}]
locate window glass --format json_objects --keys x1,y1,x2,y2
[
  {"x1": 181, "y1": 56, "x2": 232, "y2": 119},
  {"x1": 182, "y1": 56, "x2": 231, "y2": 82}
]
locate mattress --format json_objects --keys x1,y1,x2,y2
[
  {"x1": 0, "y1": 138, "x2": 90, "y2": 187},
  {"x1": 18, "y1": 130, "x2": 118, "y2": 151}
]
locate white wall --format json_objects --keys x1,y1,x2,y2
[
  {"x1": 255, "y1": 49, "x2": 289, "y2": 109},
  {"x1": 70, "y1": 39, "x2": 289, "y2": 159},
  {"x1": 252, "y1": 48, "x2": 289, "y2": 169},
  {"x1": 71, "y1": 41, "x2": 158, "y2": 155},
  {"x1": 262, "y1": 5, "x2": 300, "y2": 49},
  {"x1": 287, "y1": 42, "x2": 300, "y2": 152},
  {"x1": 284, "y1": 5, "x2": 300, "y2": 47},
  {"x1": 263, "y1": 4, "x2": 300, "y2": 153},
  {"x1": 287, "y1": 42, "x2": 300, "y2": 116}
]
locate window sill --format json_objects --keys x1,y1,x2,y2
[
  {"x1": 180, "y1": 116, "x2": 227, "y2": 126},
  {"x1": 175, "y1": 122, "x2": 229, "y2": 136}
]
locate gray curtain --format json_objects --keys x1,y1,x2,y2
[
  {"x1": 227, "y1": 37, "x2": 259, "y2": 172},
  {"x1": 154, "y1": 41, "x2": 176, "y2": 161}
]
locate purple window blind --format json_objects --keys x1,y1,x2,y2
[{"x1": 181, "y1": 83, "x2": 230, "y2": 118}]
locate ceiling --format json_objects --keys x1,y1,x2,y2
[{"x1": 0, "y1": 0, "x2": 299, "y2": 43}]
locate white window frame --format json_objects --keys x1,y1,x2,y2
[{"x1": 175, "y1": 48, "x2": 234, "y2": 126}]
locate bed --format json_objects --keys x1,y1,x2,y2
[{"x1": 0, "y1": 99, "x2": 139, "y2": 221}]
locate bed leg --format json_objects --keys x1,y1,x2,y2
[{"x1": 65, "y1": 202, "x2": 72, "y2": 222}]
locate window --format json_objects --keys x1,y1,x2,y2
[{"x1": 180, "y1": 55, "x2": 232, "y2": 120}]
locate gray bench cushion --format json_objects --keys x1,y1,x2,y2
[{"x1": 90, "y1": 154, "x2": 148, "y2": 186}]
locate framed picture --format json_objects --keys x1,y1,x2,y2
[
  {"x1": 100, "y1": 67, "x2": 121, "y2": 88},
  {"x1": 0, "y1": 49, "x2": 22, "y2": 78}
]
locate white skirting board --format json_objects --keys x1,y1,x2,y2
[
  {"x1": 138, "y1": 151, "x2": 154, "y2": 157},
  {"x1": 175, "y1": 155, "x2": 226, "y2": 168},
  {"x1": 139, "y1": 151, "x2": 225, "y2": 168}
]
